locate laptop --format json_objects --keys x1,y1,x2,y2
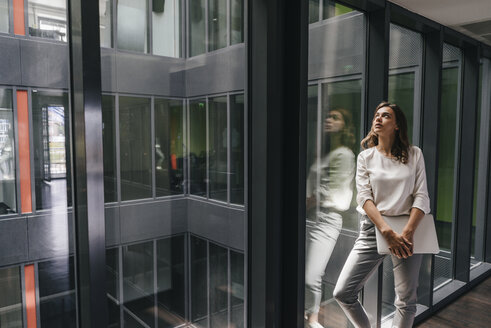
[{"x1": 375, "y1": 214, "x2": 440, "y2": 254}]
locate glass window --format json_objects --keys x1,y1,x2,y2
[
  {"x1": 32, "y1": 90, "x2": 71, "y2": 210},
  {"x1": 152, "y1": 0, "x2": 181, "y2": 57},
  {"x1": 309, "y1": 0, "x2": 320, "y2": 24},
  {"x1": 119, "y1": 96, "x2": 152, "y2": 201},
  {"x1": 230, "y1": 0, "x2": 244, "y2": 45},
  {"x1": 230, "y1": 251, "x2": 244, "y2": 328},
  {"x1": 0, "y1": 89, "x2": 16, "y2": 215},
  {"x1": 434, "y1": 43, "x2": 462, "y2": 289},
  {"x1": 157, "y1": 236, "x2": 186, "y2": 327},
  {"x1": 322, "y1": 0, "x2": 353, "y2": 20},
  {"x1": 122, "y1": 241, "x2": 154, "y2": 327},
  {"x1": 189, "y1": 0, "x2": 206, "y2": 56},
  {"x1": 305, "y1": 5, "x2": 365, "y2": 327},
  {"x1": 0, "y1": 267, "x2": 22, "y2": 327},
  {"x1": 209, "y1": 96, "x2": 227, "y2": 202},
  {"x1": 117, "y1": 0, "x2": 148, "y2": 53},
  {"x1": 189, "y1": 99, "x2": 207, "y2": 197},
  {"x1": 230, "y1": 94, "x2": 244, "y2": 205},
  {"x1": 102, "y1": 95, "x2": 117, "y2": 203},
  {"x1": 208, "y1": 0, "x2": 227, "y2": 51},
  {"x1": 190, "y1": 236, "x2": 208, "y2": 324},
  {"x1": 155, "y1": 98, "x2": 184, "y2": 197},
  {"x1": 106, "y1": 248, "x2": 120, "y2": 328},
  {"x1": 209, "y1": 243, "x2": 228, "y2": 327},
  {"x1": 0, "y1": 0, "x2": 8, "y2": 33},
  {"x1": 38, "y1": 257, "x2": 76, "y2": 328},
  {"x1": 99, "y1": 0, "x2": 112, "y2": 47},
  {"x1": 28, "y1": 0, "x2": 67, "y2": 42}
]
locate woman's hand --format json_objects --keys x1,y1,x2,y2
[{"x1": 382, "y1": 228, "x2": 413, "y2": 259}]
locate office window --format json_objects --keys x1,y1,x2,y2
[
  {"x1": 32, "y1": 90, "x2": 71, "y2": 210},
  {"x1": 209, "y1": 96, "x2": 227, "y2": 202},
  {"x1": 152, "y1": 0, "x2": 181, "y2": 57},
  {"x1": 434, "y1": 43, "x2": 462, "y2": 288},
  {"x1": 230, "y1": 94, "x2": 244, "y2": 205},
  {"x1": 190, "y1": 236, "x2": 208, "y2": 324},
  {"x1": 99, "y1": 0, "x2": 112, "y2": 47},
  {"x1": 119, "y1": 96, "x2": 152, "y2": 201},
  {"x1": 155, "y1": 98, "x2": 184, "y2": 197},
  {"x1": 38, "y1": 257, "x2": 76, "y2": 328},
  {"x1": 0, "y1": 0, "x2": 8, "y2": 33},
  {"x1": 28, "y1": 0, "x2": 67, "y2": 42},
  {"x1": 106, "y1": 248, "x2": 120, "y2": 328},
  {"x1": 322, "y1": 0, "x2": 353, "y2": 20},
  {"x1": 189, "y1": 0, "x2": 206, "y2": 56},
  {"x1": 117, "y1": 0, "x2": 148, "y2": 53},
  {"x1": 230, "y1": 251, "x2": 244, "y2": 328},
  {"x1": 208, "y1": 0, "x2": 227, "y2": 51},
  {"x1": 0, "y1": 267, "x2": 22, "y2": 327},
  {"x1": 189, "y1": 99, "x2": 207, "y2": 196},
  {"x1": 230, "y1": 0, "x2": 244, "y2": 44},
  {"x1": 102, "y1": 95, "x2": 117, "y2": 203},
  {"x1": 210, "y1": 243, "x2": 228, "y2": 327},
  {"x1": 0, "y1": 89, "x2": 16, "y2": 215},
  {"x1": 123, "y1": 242, "x2": 154, "y2": 327},
  {"x1": 388, "y1": 24, "x2": 423, "y2": 144},
  {"x1": 157, "y1": 236, "x2": 186, "y2": 327},
  {"x1": 309, "y1": 0, "x2": 320, "y2": 24}
]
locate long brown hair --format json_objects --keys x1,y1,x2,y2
[
  {"x1": 361, "y1": 101, "x2": 410, "y2": 164},
  {"x1": 324, "y1": 108, "x2": 356, "y2": 152}
]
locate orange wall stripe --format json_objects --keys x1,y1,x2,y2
[
  {"x1": 17, "y1": 91, "x2": 32, "y2": 213},
  {"x1": 13, "y1": 0, "x2": 25, "y2": 35},
  {"x1": 24, "y1": 264, "x2": 38, "y2": 328}
]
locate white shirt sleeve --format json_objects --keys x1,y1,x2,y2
[
  {"x1": 355, "y1": 152, "x2": 373, "y2": 210},
  {"x1": 412, "y1": 148, "x2": 431, "y2": 214}
]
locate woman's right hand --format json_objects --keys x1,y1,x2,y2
[{"x1": 381, "y1": 229, "x2": 413, "y2": 259}]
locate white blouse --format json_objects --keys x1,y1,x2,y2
[{"x1": 356, "y1": 145, "x2": 431, "y2": 216}]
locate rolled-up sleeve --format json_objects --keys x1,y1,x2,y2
[
  {"x1": 412, "y1": 149, "x2": 431, "y2": 214},
  {"x1": 356, "y1": 153, "x2": 373, "y2": 209}
]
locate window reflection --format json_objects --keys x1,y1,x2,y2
[
  {"x1": 102, "y1": 95, "x2": 117, "y2": 203},
  {"x1": 209, "y1": 96, "x2": 227, "y2": 202},
  {"x1": 0, "y1": 0, "x2": 8, "y2": 33},
  {"x1": 189, "y1": 0, "x2": 206, "y2": 56},
  {"x1": 189, "y1": 99, "x2": 207, "y2": 197},
  {"x1": 0, "y1": 267, "x2": 23, "y2": 327},
  {"x1": 119, "y1": 96, "x2": 152, "y2": 201},
  {"x1": 155, "y1": 98, "x2": 184, "y2": 197},
  {"x1": 99, "y1": 0, "x2": 112, "y2": 48},
  {"x1": 117, "y1": 0, "x2": 148, "y2": 53},
  {"x1": 230, "y1": 94, "x2": 244, "y2": 205},
  {"x1": 32, "y1": 90, "x2": 71, "y2": 210},
  {"x1": 230, "y1": 0, "x2": 244, "y2": 45},
  {"x1": 208, "y1": 0, "x2": 227, "y2": 51},
  {"x1": 152, "y1": 0, "x2": 181, "y2": 57},
  {"x1": 0, "y1": 89, "x2": 16, "y2": 215},
  {"x1": 28, "y1": 0, "x2": 67, "y2": 42}
]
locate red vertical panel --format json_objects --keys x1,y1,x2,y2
[
  {"x1": 24, "y1": 264, "x2": 38, "y2": 328},
  {"x1": 17, "y1": 90, "x2": 32, "y2": 213},
  {"x1": 13, "y1": 0, "x2": 25, "y2": 35}
]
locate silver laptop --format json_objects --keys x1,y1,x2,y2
[{"x1": 376, "y1": 214, "x2": 440, "y2": 254}]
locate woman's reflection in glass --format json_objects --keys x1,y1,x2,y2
[{"x1": 305, "y1": 108, "x2": 356, "y2": 328}]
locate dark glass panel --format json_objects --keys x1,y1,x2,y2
[
  {"x1": 32, "y1": 91, "x2": 71, "y2": 210},
  {"x1": 155, "y1": 98, "x2": 184, "y2": 197},
  {"x1": 209, "y1": 96, "x2": 228, "y2": 202},
  {"x1": 190, "y1": 0, "x2": 206, "y2": 56},
  {"x1": 230, "y1": 251, "x2": 244, "y2": 328},
  {"x1": 209, "y1": 243, "x2": 228, "y2": 327},
  {"x1": 230, "y1": 0, "x2": 244, "y2": 44},
  {"x1": 117, "y1": 0, "x2": 148, "y2": 53},
  {"x1": 309, "y1": 0, "x2": 320, "y2": 24},
  {"x1": 230, "y1": 95, "x2": 244, "y2": 205},
  {"x1": 102, "y1": 95, "x2": 117, "y2": 203},
  {"x1": 191, "y1": 236, "x2": 208, "y2": 322},
  {"x1": 0, "y1": 89, "x2": 16, "y2": 214},
  {"x1": 388, "y1": 72, "x2": 415, "y2": 143},
  {"x1": 189, "y1": 99, "x2": 207, "y2": 196},
  {"x1": 0, "y1": 267, "x2": 22, "y2": 328},
  {"x1": 119, "y1": 96, "x2": 152, "y2": 201},
  {"x1": 208, "y1": 0, "x2": 227, "y2": 51}
]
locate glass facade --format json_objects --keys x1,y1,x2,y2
[{"x1": 0, "y1": 0, "x2": 489, "y2": 327}]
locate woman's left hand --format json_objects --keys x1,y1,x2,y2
[{"x1": 401, "y1": 228, "x2": 414, "y2": 255}]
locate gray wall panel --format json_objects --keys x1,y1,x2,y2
[
  {"x1": 185, "y1": 45, "x2": 245, "y2": 97},
  {"x1": 100, "y1": 49, "x2": 117, "y2": 92},
  {"x1": 28, "y1": 211, "x2": 73, "y2": 261},
  {"x1": 104, "y1": 206, "x2": 120, "y2": 246},
  {"x1": 187, "y1": 198, "x2": 245, "y2": 251},
  {"x1": 308, "y1": 12, "x2": 365, "y2": 80},
  {"x1": 20, "y1": 39, "x2": 69, "y2": 88},
  {"x1": 0, "y1": 218, "x2": 28, "y2": 266},
  {"x1": 0, "y1": 37, "x2": 22, "y2": 85},
  {"x1": 120, "y1": 199, "x2": 187, "y2": 243},
  {"x1": 116, "y1": 52, "x2": 186, "y2": 97}
]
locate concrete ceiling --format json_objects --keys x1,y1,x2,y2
[{"x1": 390, "y1": 0, "x2": 491, "y2": 46}]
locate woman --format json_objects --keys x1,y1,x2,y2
[
  {"x1": 305, "y1": 108, "x2": 356, "y2": 328},
  {"x1": 333, "y1": 102, "x2": 430, "y2": 328}
]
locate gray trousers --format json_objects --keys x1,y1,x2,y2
[
  {"x1": 333, "y1": 218, "x2": 422, "y2": 328},
  {"x1": 305, "y1": 211, "x2": 343, "y2": 314}
]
